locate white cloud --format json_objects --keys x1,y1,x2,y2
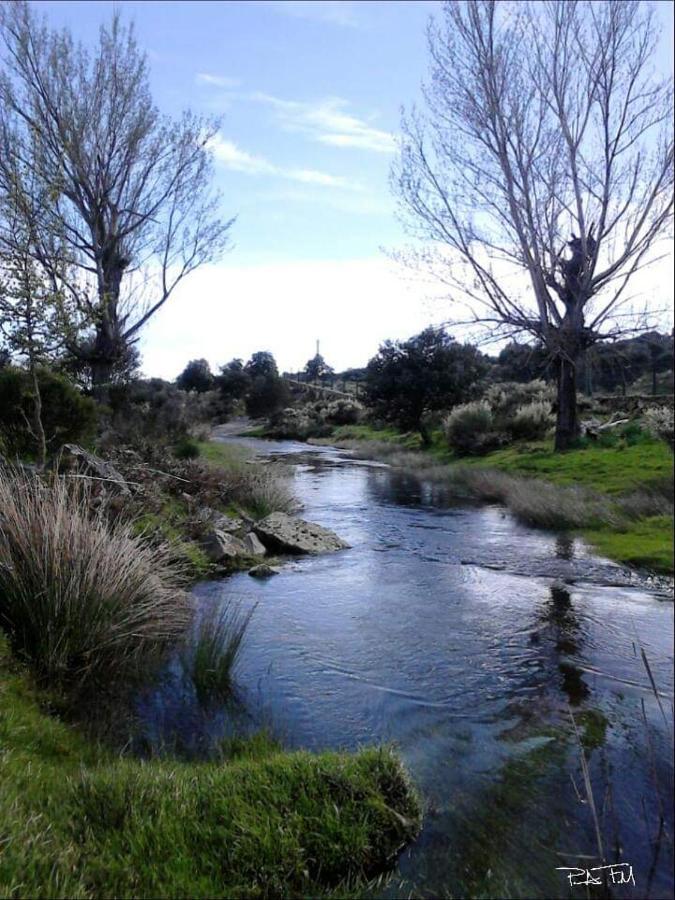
[
  {"x1": 209, "y1": 134, "x2": 361, "y2": 190},
  {"x1": 210, "y1": 137, "x2": 277, "y2": 175},
  {"x1": 253, "y1": 93, "x2": 397, "y2": 154},
  {"x1": 196, "y1": 72, "x2": 241, "y2": 88}
]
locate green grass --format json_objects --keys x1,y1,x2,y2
[
  {"x1": 184, "y1": 600, "x2": 256, "y2": 705},
  {"x1": 197, "y1": 440, "x2": 250, "y2": 468},
  {"x1": 583, "y1": 515, "x2": 674, "y2": 572},
  {"x1": 132, "y1": 498, "x2": 213, "y2": 580},
  {"x1": 330, "y1": 424, "x2": 423, "y2": 449},
  {"x1": 459, "y1": 439, "x2": 673, "y2": 495},
  {"x1": 0, "y1": 634, "x2": 421, "y2": 899}
]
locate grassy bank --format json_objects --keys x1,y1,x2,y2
[
  {"x1": 320, "y1": 426, "x2": 674, "y2": 575},
  {"x1": 0, "y1": 633, "x2": 421, "y2": 898}
]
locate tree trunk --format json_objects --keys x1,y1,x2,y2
[
  {"x1": 418, "y1": 419, "x2": 432, "y2": 448},
  {"x1": 554, "y1": 355, "x2": 579, "y2": 451},
  {"x1": 29, "y1": 363, "x2": 47, "y2": 469}
]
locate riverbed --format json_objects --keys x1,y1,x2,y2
[{"x1": 139, "y1": 437, "x2": 674, "y2": 899}]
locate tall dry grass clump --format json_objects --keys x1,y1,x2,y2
[
  {"x1": 218, "y1": 464, "x2": 295, "y2": 519},
  {"x1": 0, "y1": 468, "x2": 191, "y2": 693}
]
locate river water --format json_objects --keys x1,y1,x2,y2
[{"x1": 139, "y1": 437, "x2": 674, "y2": 899}]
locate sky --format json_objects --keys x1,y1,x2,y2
[{"x1": 33, "y1": 0, "x2": 675, "y2": 379}]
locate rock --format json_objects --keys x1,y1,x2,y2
[
  {"x1": 242, "y1": 532, "x2": 267, "y2": 556},
  {"x1": 57, "y1": 444, "x2": 132, "y2": 495},
  {"x1": 201, "y1": 528, "x2": 248, "y2": 563},
  {"x1": 254, "y1": 512, "x2": 349, "y2": 555},
  {"x1": 248, "y1": 564, "x2": 281, "y2": 578},
  {"x1": 196, "y1": 507, "x2": 244, "y2": 534}
]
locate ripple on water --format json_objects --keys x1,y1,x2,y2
[{"x1": 137, "y1": 437, "x2": 673, "y2": 900}]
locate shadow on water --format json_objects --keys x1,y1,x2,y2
[{"x1": 135, "y1": 437, "x2": 674, "y2": 899}]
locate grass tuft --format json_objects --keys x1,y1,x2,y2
[
  {"x1": 0, "y1": 468, "x2": 191, "y2": 695},
  {"x1": 183, "y1": 599, "x2": 256, "y2": 705}
]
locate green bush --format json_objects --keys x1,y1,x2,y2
[
  {"x1": 323, "y1": 398, "x2": 364, "y2": 425},
  {"x1": 444, "y1": 401, "x2": 504, "y2": 456},
  {"x1": 0, "y1": 366, "x2": 97, "y2": 460},
  {"x1": 173, "y1": 435, "x2": 201, "y2": 459}
]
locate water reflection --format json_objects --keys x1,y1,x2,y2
[{"x1": 135, "y1": 438, "x2": 673, "y2": 899}]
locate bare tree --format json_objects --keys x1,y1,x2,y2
[
  {"x1": 394, "y1": 0, "x2": 673, "y2": 450},
  {"x1": 0, "y1": 1, "x2": 233, "y2": 392}
]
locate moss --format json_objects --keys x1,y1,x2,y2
[{"x1": 0, "y1": 634, "x2": 421, "y2": 899}]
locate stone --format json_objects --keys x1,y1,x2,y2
[
  {"x1": 254, "y1": 512, "x2": 349, "y2": 555},
  {"x1": 201, "y1": 529, "x2": 248, "y2": 563},
  {"x1": 57, "y1": 444, "x2": 132, "y2": 495},
  {"x1": 196, "y1": 507, "x2": 244, "y2": 534},
  {"x1": 248, "y1": 564, "x2": 281, "y2": 578},
  {"x1": 242, "y1": 532, "x2": 267, "y2": 556}
]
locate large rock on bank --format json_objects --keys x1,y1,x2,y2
[
  {"x1": 201, "y1": 529, "x2": 248, "y2": 563},
  {"x1": 254, "y1": 512, "x2": 349, "y2": 555}
]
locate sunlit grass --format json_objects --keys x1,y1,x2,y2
[{"x1": 0, "y1": 633, "x2": 421, "y2": 899}]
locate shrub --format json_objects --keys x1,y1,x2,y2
[
  {"x1": 173, "y1": 435, "x2": 201, "y2": 459},
  {"x1": 0, "y1": 366, "x2": 97, "y2": 459},
  {"x1": 510, "y1": 400, "x2": 555, "y2": 440},
  {"x1": 484, "y1": 380, "x2": 554, "y2": 418},
  {"x1": 444, "y1": 401, "x2": 503, "y2": 456},
  {"x1": 104, "y1": 378, "x2": 202, "y2": 449},
  {"x1": 183, "y1": 599, "x2": 255, "y2": 705},
  {"x1": 323, "y1": 398, "x2": 364, "y2": 426},
  {"x1": 267, "y1": 406, "x2": 332, "y2": 441},
  {"x1": 0, "y1": 469, "x2": 191, "y2": 694},
  {"x1": 643, "y1": 406, "x2": 674, "y2": 448}
]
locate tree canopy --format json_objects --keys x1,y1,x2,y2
[{"x1": 365, "y1": 326, "x2": 487, "y2": 444}]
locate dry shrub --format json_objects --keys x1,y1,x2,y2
[
  {"x1": 643, "y1": 406, "x2": 674, "y2": 448},
  {"x1": 510, "y1": 400, "x2": 555, "y2": 440},
  {"x1": 0, "y1": 469, "x2": 191, "y2": 694},
  {"x1": 444, "y1": 401, "x2": 504, "y2": 456}
]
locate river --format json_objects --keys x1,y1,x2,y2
[{"x1": 139, "y1": 437, "x2": 674, "y2": 899}]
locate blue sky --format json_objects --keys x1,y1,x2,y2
[{"x1": 34, "y1": 0, "x2": 675, "y2": 377}]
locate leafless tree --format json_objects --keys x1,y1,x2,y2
[
  {"x1": 0, "y1": 1, "x2": 233, "y2": 392},
  {"x1": 394, "y1": 0, "x2": 673, "y2": 449}
]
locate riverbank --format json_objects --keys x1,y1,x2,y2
[
  {"x1": 0, "y1": 443, "x2": 422, "y2": 898},
  {"x1": 307, "y1": 425, "x2": 674, "y2": 575},
  {"x1": 0, "y1": 635, "x2": 420, "y2": 899}
]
